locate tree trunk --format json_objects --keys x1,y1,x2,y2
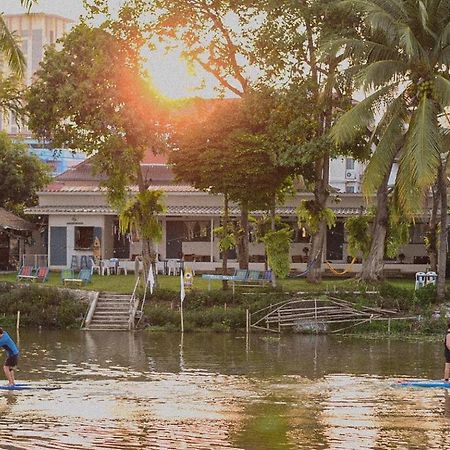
[
  {"x1": 428, "y1": 183, "x2": 439, "y2": 272},
  {"x1": 437, "y1": 162, "x2": 448, "y2": 301},
  {"x1": 237, "y1": 200, "x2": 249, "y2": 269},
  {"x1": 221, "y1": 192, "x2": 229, "y2": 290},
  {"x1": 307, "y1": 155, "x2": 329, "y2": 283},
  {"x1": 360, "y1": 167, "x2": 391, "y2": 282}
]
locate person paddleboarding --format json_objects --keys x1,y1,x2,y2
[
  {"x1": 0, "y1": 327, "x2": 19, "y2": 386},
  {"x1": 444, "y1": 321, "x2": 450, "y2": 382}
]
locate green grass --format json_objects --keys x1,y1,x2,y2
[{"x1": 0, "y1": 271, "x2": 422, "y2": 294}]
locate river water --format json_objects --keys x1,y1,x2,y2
[{"x1": 0, "y1": 330, "x2": 449, "y2": 450}]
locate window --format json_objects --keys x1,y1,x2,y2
[
  {"x1": 74, "y1": 226, "x2": 94, "y2": 250},
  {"x1": 345, "y1": 158, "x2": 355, "y2": 170},
  {"x1": 345, "y1": 185, "x2": 355, "y2": 193}
]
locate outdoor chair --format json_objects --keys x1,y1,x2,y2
[
  {"x1": 79, "y1": 268, "x2": 92, "y2": 284},
  {"x1": 17, "y1": 265, "x2": 35, "y2": 281},
  {"x1": 35, "y1": 266, "x2": 49, "y2": 283},
  {"x1": 61, "y1": 269, "x2": 76, "y2": 285}
]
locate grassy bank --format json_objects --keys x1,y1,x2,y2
[
  {"x1": 0, "y1": 272, "x2": 448, "y2": 334},
  {"x1": 0, "y1": 282, "x2": 86, "y2": 328},
  {"x1": 0, "y1": 271, "x2": 424, "y2": 294}
]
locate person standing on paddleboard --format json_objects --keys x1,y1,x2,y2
[
  {"x1": 445, "y1": 321, "x2": 450, "y2": 382},
  {"x1": 0, "y1": 328, "x2": 19, "y2": 386}
]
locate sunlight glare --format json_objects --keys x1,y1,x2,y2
[{"x1": 146, "y1": 47, "x2": 208, "y2": 100}]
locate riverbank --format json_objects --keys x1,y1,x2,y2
[{"x1": 1, "y1": 278, "x2": 448, "y2": 335}]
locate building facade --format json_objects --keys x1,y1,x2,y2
[{"x1": 26, "y1": 154, "x2": 432, "y2": 276}]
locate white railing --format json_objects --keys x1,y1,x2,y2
[{"x1": 128, "y1": 276, "x2": 141, "y2": 330}]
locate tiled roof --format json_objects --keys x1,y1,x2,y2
[
  {"x1": 0, "y1": 208, "x2": 35, "y2": 231},
  {"x1": 41, "y1": 184, "x2": 198, "y2": 193},
  {"x1": 25, "y1": 205, "x2": 364, "y2": 217}
]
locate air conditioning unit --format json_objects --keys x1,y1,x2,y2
[{"x1": 345, "y1": 169, "x2": 357, "y2": 180}]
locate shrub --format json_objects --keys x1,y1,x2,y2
[{"x1": 0, "y1": 285, "x2": 84, "y2": 328}]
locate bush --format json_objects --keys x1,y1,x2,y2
[{"x1": 0, "y1": 285, "x2": 85, "y2": 328}]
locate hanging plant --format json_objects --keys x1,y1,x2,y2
[
  {"x1": 345, "y1": 215, "x2": 371, "y2": 257},
  {"x1": 296, "y1": 200, "x2": 336, "y2": 235},
  {"x1": 213, "y1": 224, "x2": 237, "y2": 251},
  {"x1": 262, "y1": 228, "x2": 293, "y2": 279}
]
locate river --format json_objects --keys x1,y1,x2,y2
[{"x1": 0, "y1": 330, "x2": 449, "y2": 449}]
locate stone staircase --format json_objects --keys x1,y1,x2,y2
[{"x1": 84, "y1": 292, "x2": 132, "y2": 331}]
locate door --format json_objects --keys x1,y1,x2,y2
[
  {"x1": 326, "y1": 222, "x2": 344, "y2": 260},
  {"x1": 50, "y1": 226, "x2": 67, "y2": 266},
  {"x1": 166, "y1": 221, "x2": 184, "y2": 259}
]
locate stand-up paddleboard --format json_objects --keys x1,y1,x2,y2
[
  {"x1": 398, "y1": 380, "x2": 450, "y2": 388},
  {"x1": 0, "y1": 383, "x2": 61, "y2": 391}
]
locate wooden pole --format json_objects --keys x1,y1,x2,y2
[
  {"x1": 246, "y1": 309, "x2": 249, "y2": 335},
  {"x1": 180, "y1": 302, "x2": 184, "y2": 334},
  {"x1": 16, "y1": 310, "x2": 20, "y2": 331}
]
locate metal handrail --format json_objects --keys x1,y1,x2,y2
[{"x1": 128, "y1": 276, "x2": 141, "y2": 330}]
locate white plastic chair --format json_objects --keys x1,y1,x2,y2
[
  {"x1": 425, "y1": 271, "x2": 437, "y2": 286},
  {"x1": 415, "y1": 272, "x2": 426, "y2": 290},
  {"x1": 167, "y1": 259, "x2": 179, "y2": 276}
]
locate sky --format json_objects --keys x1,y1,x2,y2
[{"x1": 1, "y1": 0, "x2": 219, "y2": 98}]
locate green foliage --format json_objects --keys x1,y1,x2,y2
[
  {"x1": 118, "y1": 190, "x2": 165, "y2": 242},
  {"x1": 385, "y1": 207, "x2": 410, "y2": 259},
  {"x1": 262, "y1": 228, "x2": 293, "y2": 279},
  {"x1": 26, "y1": 23, "x2": 164, "y2": 203},
  {"x1": 0, "y1": 285, "x2": 85, "y2": 328},
  {"x1": 296, "y1": 200, "x2": 336, "y2": 235},
  {"x1": 0, "y1": 132, "x2": 50, "y2": 209},
  {"x1": 0, "y1": 14, "x2": 26, "y2": 78},
  {"x1": 345, "y1": 214, "x2": 371, "y2": 257},
  {"x1": 213, "y1": 225, "x2": 236, "y2": 252}
]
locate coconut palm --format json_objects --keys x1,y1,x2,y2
[
  {"x1": 0, "y1": 11, "x2": 26, "y2": 78},
  {"x1": 330, "y1": 0, "x2": 450, "y2": 294}
]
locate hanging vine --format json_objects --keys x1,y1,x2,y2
[
  {"x1": 296, "y1": 200, "x2": 336, "y2": 235},
  {"x1": 262, "y1": 227, "x2": 293, "y2": 279}
]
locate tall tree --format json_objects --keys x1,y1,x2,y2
[
  {"x1": 169, "y1": 97, "x2": 291, "y2": 271},
  {"x1": 330, "y1": 0, "x2": 450, "y2": 296},
  {"x1": 26, "y1": 23, "x2": 166, "y2": 275},
  {"x1": 87, "y1": 0, "x2": 362, "y2": 282}
]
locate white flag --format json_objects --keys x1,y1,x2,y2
[
  {"x1": 148, "y1": 265, "x2": 155, "y2": 295},
  {"x1": 180, "y1": 269, "x2": 185, "y2": 303}
]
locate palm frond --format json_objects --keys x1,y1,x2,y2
[
  {"x1": 434, "y1": 75, "x2": 450, "y2": 108},
  {"x1": 20, "y1": 0, "x2": 35, "y2": 10},
  {"x1": 340, "y1": 0, "x2": 407, "y2": 22},
  {"x1": 362, "y1": 96, "x2": 407, "y2": 195},
  {"x1": 418, "y1": 0, "x2": 437, "y2": 39},
  {"x1": 433, "y1": 20, "x2": 450, "y2": 63},
  {"x1": 0, "y1": 15, "x2": 26, "y2": 78},
  {"x1": 354, "y1": 60, "x2": 408, "y2": 91},
  {"x1": 324, "y1": 37, "x2": 400, "y2": 63},
  {"x1": 330, "y1": 83, "x2": 399, "y2": 145},
  {"x1": 398, "y1": 24, "x2": 428, "y2": 61},
  {"x1": 403, "y1": 95, "x2": 441, "y2": 190}
]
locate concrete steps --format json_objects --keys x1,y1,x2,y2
[{"x1": 84, "y1": 292, "x2": 132, "y2": 331}]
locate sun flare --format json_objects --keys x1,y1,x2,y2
[{"x1": 146, "y1": 47, "x2": 209, "y2": 99}]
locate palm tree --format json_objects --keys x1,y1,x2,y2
[
  {"x1": 330, "y1": 0, "x2": 450, "y2": 296},
  {"x1": 0, "y1": 0, "x2": 31, "y2": 116},
  {"x1": 0, "y1": 9, "x2": 26, "y2": 78}
]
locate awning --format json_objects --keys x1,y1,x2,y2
[{"x1": 25, "y1": 205, "x2": 364, "y2": 217}]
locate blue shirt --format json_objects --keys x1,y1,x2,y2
[{"x1": 0, "y1": 332, "x2": 19, "y2": 356}]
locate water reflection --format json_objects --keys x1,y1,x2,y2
[{"x1": 0, "y1": 331, "x2": 448, "y2": 449}]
